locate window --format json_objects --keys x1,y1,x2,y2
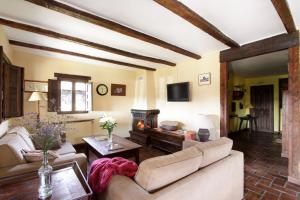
[{"x1": 48, "y1": 73, "x2": 92, "y2": 114}]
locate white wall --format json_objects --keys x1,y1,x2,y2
[{"x1": 153, "y1": 51, "x2": 220, "y2": 139}]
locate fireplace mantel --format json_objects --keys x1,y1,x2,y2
[{"x1": 129, "y1": 109, "x2": 160, "y2": 145}]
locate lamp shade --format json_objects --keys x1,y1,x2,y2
[
  {"x1": 197, "y1": 114, "x2": 214, "y2": 129},
  {"x1": 28, "y1": 92, "x2": 46, "y2": 102}
]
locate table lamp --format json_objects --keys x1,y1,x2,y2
[
  {"x1": 197, "y1": 114, "x2": 215, "y2": 142},
  {"x1": 28, "y1": 91, "x2": 46, "y2": 122}
]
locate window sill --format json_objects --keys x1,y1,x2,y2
[
  {"x1": 49, "y1": 118, "x2": 95, "y2": 124},
  {"x1": 57, "y1": 111, "x2": 89, "y2": 114}
]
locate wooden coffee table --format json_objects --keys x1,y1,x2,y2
[{"x1": 82, "y1": 134, "x2": 142, "y2": 164}]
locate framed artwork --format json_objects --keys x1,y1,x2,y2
[
  {"x1": 24, "y1": 80, "x2": 48, "y2": 93},
  {"x1": 111, "y1": 84, "x2": 126, "y2": 96},
  {"x1": 198, "y1": 73, "x2": 211, "y2": 86}
]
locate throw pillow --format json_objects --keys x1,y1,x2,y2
[{"x1": 21, "y1": 149, "x2": 59, "y2": 163}]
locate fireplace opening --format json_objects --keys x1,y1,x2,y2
[
  {"x1": 136, "y1": 120, "x2": 145, "y2": 130},
  {"x1": 129, "y1": 109, "x2": 160, "y2": 144},
  {"x1": 131, "y1": 109, "x2": 160, "y2": 132}
]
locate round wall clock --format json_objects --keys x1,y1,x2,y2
[{"x1": 96, "y1": 84, "x2": 108, "y2": 96}]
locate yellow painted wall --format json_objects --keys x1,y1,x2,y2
[
  {"x1": 229, "y1": 73, "x2": 288, "y2": 132},
  {"x1": 153, "y1": 51, "x2": 220, "y2": 139},
  {"x1": 0, "y1": 25, "x2": 13, "y2": 62},
  {"x1": 12, "y1": 50, "x2": 140, "y2": 144},
  {"x1": 133, "y1": 70, "x2": 156, "y2": 109}
]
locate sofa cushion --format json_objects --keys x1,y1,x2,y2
[
  {"x1": 8, "y1": 126, "x2": 35, "y2": 150},
  {"x1": 134, "y1": 146, "x2": 203, "y2": 192},
  {"x1": 194, "y1": 137, "x2": 233, "y2": 168},
  {"x1": 0, "y1": 133, "x2": 28, "y2": 167},
  {"x1": 54, "y1": 141, "x2": 76, "y2": 155}
]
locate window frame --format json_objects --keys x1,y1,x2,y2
[{"x1": 54, "y1": 73, "x2": 92, "y2": 114}]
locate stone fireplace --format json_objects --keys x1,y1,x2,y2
[{"x1": 129, "y1": 109, "x2": 160, "y2": 145}]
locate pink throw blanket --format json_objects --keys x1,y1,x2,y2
[{"x1": 88, "y1": 157, "x2": 138, "y2": 193}]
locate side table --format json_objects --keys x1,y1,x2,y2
[
  {"x1": 0, "y1": 162, "x2": 92, "y2": 200},
  {"x1": 238, "y1": 115, "x2": 258, "y2": 133}
]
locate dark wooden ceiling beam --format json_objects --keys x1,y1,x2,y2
[
  {"x1": 0, "y1": 18, "x2": 175, "y2": 66},
  {"x1": 9, "y1": 40, "x2": 156, "y2": 71},
  {"x1": 24, "y1": 0, "x2": 201, "y2": 59},
  {"x1": 154, "y1": 0, "x2": 239, "y2": 48},
  {"x1": 220, "y1": 31, "x2": 299, "y2": 62},
  {"x1": 271, "y1": 0, "x2": 297, "y2": 33}
]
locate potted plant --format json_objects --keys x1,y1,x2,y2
[{"x1": 99, "y1": 115, "x2": 117, "y2": 146}]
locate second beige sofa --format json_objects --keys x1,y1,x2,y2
[{"x1": 98, "y1": 137, "x2": 244, "y2": 200}]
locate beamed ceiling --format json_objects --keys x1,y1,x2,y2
[{"x1": 0, "y1": 0, "x2": 299, "y2": 71}]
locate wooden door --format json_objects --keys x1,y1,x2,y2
[
  {"x1": 250, "y1": 85, "x2": 274, "y2": 132},
  {"x1": 3, "y1": 63, "x2": 24, "y2": 118},
  {"x1": 279, "y1": 78, "x2": 288, "y2": 131},
  {"x1": 281, "y1": 91, "x2": 289, "y2": 157}
]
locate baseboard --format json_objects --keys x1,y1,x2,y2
[
  {"x1": 228, "y1": 129, "x2": 248, "y2": 135},
  {"x1": 288, "y1": 176, "x2": 300, "y2": 185}
]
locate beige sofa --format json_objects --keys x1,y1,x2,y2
[
  {"x1": 0, "y1": 126, "x2": 87, "y2": 178},
  {"x1": 98, "y1": 137, "x2": 244, "y2": 200}
]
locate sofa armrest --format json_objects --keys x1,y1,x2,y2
[
  {"x1": 97, "y1": 175, "x2": 152, "y2": 200},
  {"x1": 182, "y1": 140, "x2": 199, "y2": 149},
  {"x1": 0, "y1": 153, "x2": 87, "y2": 179}
]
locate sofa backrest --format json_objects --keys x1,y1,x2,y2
[
  {"x1": 0, "y1": 120, "x2": 9, "y2": 138},
  {"x1": 0, "y1": 134, "x2": 27, "y2": 167},
  {"x1": 0, "y1": 127, "x2": 35, "y2": 168},
  {"x1": 152, "y1": 150, "x2": 244, "y2": 200},
  {"x1": 134, "y1": 146, "x2": 203, "y2": 192},
  {"x1": 193, "y1": 137, "x2": 233, "y2": 168},
  {"x1": 8, "y1": 126, "x2": 35, "y2": 151}
]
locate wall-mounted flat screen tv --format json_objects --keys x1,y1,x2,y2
[{"x1": 167, "y1": 82, "x2": 190, "y2": 102}]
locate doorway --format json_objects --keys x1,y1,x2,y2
[
  {"x1": 250, "y1": 85, "x2": 274, "y2": 132},
  {"x1": 279, "y1": 78, "x2": 288, "y2": 132}
]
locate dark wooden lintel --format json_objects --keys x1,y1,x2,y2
[
  {"x1": 220, "y1": 32, "x2": 299, "y2": 62},
  {"x1": 54, "y1": 73, "x2": 91, "y2": 81}
]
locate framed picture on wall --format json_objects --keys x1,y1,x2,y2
[
  {"x1": 111, "y1": 84, "x2": 126, "y2": 96},
  {"x1": 198, "y1": 73, "x2": 211, "y2": 86},
  {"x1": 24, "y1": 80, "x2": 48, "y2": 93}
]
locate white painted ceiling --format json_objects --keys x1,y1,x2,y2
[
  {"x1": 0, "y1": 0, "x2": 299, "y2": 70},
  {"x1": 230, "y1": 50, "x2": 288, "y2": 78}
]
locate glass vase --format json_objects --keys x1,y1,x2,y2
[
  {"x1": 108, "y1": 130, "x2": 113, "y2": 144},
  {"x1": 38, "y1": 151, "x2": 53, "y2": 199}
]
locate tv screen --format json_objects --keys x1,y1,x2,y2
[{"x1": 167, "y1": 82, "x2": 190, "y2": 102}]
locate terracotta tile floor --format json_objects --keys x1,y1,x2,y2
[
  {"x1": 229, "y1": 131, "x2": 300, "y2": 200},
  {"x1": 81, "y1": 132, "x2": 300, "y2": 200}
]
